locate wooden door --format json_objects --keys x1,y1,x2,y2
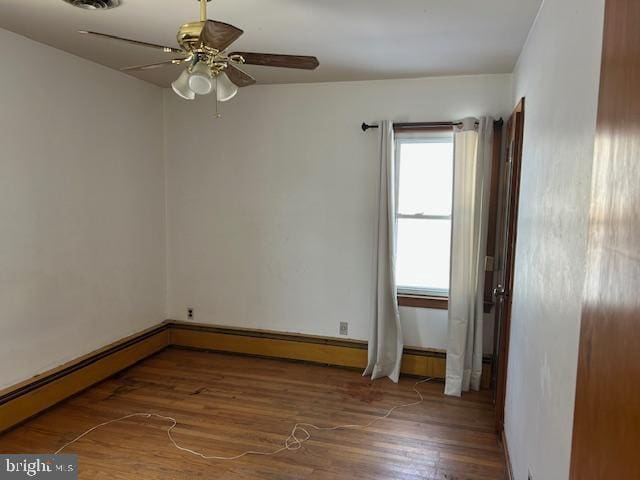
[
  {"x1": 569, "y1": 0, "x2": 640, "y2": 477},
  {"x1": 494, "y1": 99, "x2": 524, "y2": 434}
]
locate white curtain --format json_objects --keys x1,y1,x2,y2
[
  {"x1": 364, "y1": 120, "x2": 404, "y2": 383},
  {"x1": 445, "y1": 117, "x2": 494, "y2": 396}
]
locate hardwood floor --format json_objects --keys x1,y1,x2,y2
[{"x1": 0, "y1": 348, "x2": 506, "y2": 479}]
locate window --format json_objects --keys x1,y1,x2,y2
[{"x1": 395, "y1": 130, "x2": 454, "y2": 298}]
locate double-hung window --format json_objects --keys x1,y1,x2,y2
[{"x1": 395, "y1": 129, "x2": 454, "y2": 299}]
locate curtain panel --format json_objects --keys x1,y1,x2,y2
[
  {"x1": 445, "y1": 117, "x2": 494, "y2": 396},
  {"x1": 364, "y1": 120, "x2": 404, "y2": 383}
]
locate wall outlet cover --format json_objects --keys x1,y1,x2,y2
[
  {"x1": 187, "y1": 308, "x2": 194, "y2": 320},
  {"x1": 339, "y1": 322, "x2": 348, "y2": 335}
]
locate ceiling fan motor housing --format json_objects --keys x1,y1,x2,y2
[
  {"x1": 177, "y1": 22, "x2": 207, "y2": 53},
  {"x1": 62, "y1": 0, "x2": 121, "y2": 10}
]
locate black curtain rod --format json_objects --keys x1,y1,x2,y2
[{"x1": 361, "y1": 120, "x2": 487, "y2": 132}]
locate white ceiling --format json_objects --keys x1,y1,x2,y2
[{"x1": 0, "y1": 0, "x2": 542, "y2": 87}]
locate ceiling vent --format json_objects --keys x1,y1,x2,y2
[{"x1": 62, "y1": 0, "x2": 121, "y2": 10}]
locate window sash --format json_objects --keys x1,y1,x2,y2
[
  {"x1": 397, "y1": 286, "x2": 449, "y2": 297},
  {"x1": 395, "y1": 133, "x2": 453, "y2": 297},
  {"x1": 397, "y1": 213, "x2": 451, "y2": 221},
  {"x1": 395, "y1": 136, "x2": 454, "y2": 217},
  {"x1": 396, "y1": 217, "x2": 451, "y2": 296}
]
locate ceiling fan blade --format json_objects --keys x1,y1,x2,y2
[
  {"x1": 225, "y1": 64, "x2": 256, "y2": 87},
  {"x1": 121, "y1": 58, "x2": 187, "y2": 72},
  {"x1": 231, "y1": 52, "x2": 319, "y2": 70},
  {"x1": 78, "y1": 30, "x2": 183, "y2": 54},
  {"x1": 199, "y1": 20, "x2": 244, "y2": 51}
]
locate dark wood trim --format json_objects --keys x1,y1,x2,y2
[
  {"x1": 169, "y1": 321, "x2": 368, "y2": 350},
  {"x1": 483, "y1": 118, "x2": 504, "y2": 314},
  {"x1": 495, "y1": 98, "x2": 525, "y2": 434},
  {"x1": 501, "y1": 430, "x2": 514, "y2": 480},
  {"x1": 397, "y1": 293, "x2": 448, "y2": 309}
]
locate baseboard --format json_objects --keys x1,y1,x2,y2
[
  {"x1": 168, "y1": 321, "x2": 492, "y2": 385},
  {"x1": 501, "y1": 429, "x2": 514, "y2": 480},
  {"x1": 0, "y1": 320, "x2": 493, "y2": 433},
  {"x1": 169, "y1": 321, "x2": 370, "y2": 369},
  {"x1": 0, "y1": 324, "x2": 170, "y2": 433}
]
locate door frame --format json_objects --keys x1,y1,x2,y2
[{"x1": 494, "y1": 98, "x2": 525, "y2": 434}]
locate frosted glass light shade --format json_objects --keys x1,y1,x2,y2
[
  {"x1": 215, "y1": 72, "x2": 239, "y2": 102},
  {"x1": 188, "y1": 62, "x2": 213, "y2": 95},
  {"x1": 171, "y1": 69, "x2": 195, "y2": 100}
]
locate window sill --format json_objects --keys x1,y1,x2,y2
[{"x1": 397, "y1": 294, "x2": 448, "y2": 310}]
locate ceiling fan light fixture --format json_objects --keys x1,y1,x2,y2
[
  {"x1": 215, "y1": 72, "x2": 239, "y2": 102},
  {"x1": 75, "y1": 0, "x2": 320, "y2": 106},
  {"x1": 172, "y1": 69, "x2": 195, "y2": 100},
  {"x1": 188, "y1": 62, "x2": 214, "y2": 95}
]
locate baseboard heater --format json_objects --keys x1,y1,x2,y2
[{"x1": 0, "y1": 320, "x2": 493, "y2": 433}]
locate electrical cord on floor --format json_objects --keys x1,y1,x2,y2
[{"x1": 54, "y1": 377, "x2": 433, "y2": 460}]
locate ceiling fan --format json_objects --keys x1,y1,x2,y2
[{"x1": 78, "y1": 0, "x2": 319, "y2": 102}]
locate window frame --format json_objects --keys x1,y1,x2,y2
[{"x1": 394, "y1": 129, "x2": 454, "y2": 307}]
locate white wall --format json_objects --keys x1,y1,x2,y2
[
  {"x1": 505, "y1": 0, "x2": 604, "y2": 478},
  {"x1": 164, "y1": 74, "x2": 512, "y2": 349},
  {"x1": 0, "y1": 28, "x2": 166, "y2": 389}
]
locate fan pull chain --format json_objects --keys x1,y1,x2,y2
[{"x1": 214, "y1": 77, "x2": 222, "y2": 118}]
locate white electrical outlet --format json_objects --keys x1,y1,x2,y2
[
  {"x1": 188, "y1": 307, "x2": 194, "y2": 320},
  {"x1": 339, "y1": 322, "x2": 348, "y2": 336}
]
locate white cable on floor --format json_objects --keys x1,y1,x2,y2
[{"x1": 55, "y1": 377, "x2": 432, "y2": 460}]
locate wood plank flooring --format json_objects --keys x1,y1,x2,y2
[{"x1": 0, "y1": 348, "x2": 506, "y2": 479}]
